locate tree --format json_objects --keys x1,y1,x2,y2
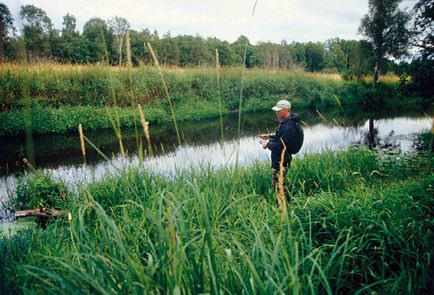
[
  {"x1": 359, "y1": 0, "x2": 412, "y2": 83},
  {"x1": 191, "y1": 35, "x2": 208, "y2": 66},
  {"x1": 83, "y1": 17, "x2": 115, "y2": 63},
  {"x1": 176, "y1": 35, "x2": 193, "y2": 66},
  {"x1": 20, "y1": 4, "x2": 53, "y2": 60},
  {"x1": 159, "y1": 32, "x2": 179, "y2": 66},
  {"x1": 278, "y1": 40, "x2": 296, "y2": 70},
  {"x1": 52, "y1": 13, "x2": 82, "y2": 62},
  {"x1": 128, "y1": 29, "x2": 153, "y2": 65},
  {"x1": 256, "y1": 41, "x2": 280, "y2": 69},
  {"x1": 304, "y1": 42, "x2": 324, "y2": 72},
  {"x1": 108, "y1": 16, "x2": 130, "y2": 65},
  {"x1": 231, "y1": 35, "x2": 256, "y2": 68},
  {"x1": 340, "y1": 40, "x2": 375, "y2": 80},
  {"x1": 407, "y1": 0, "x2": 433, "y2": 100},
  {"x1": 62, "y1": 13, "x2": 77, "y2": 35},
  {"x1": 207, "y1": 37, "x2": 237, "y2": 66},
  {"x1": 323, "y1": 38, "x2": 346, "y2": 72},
  {"x1": 0, "y1": 3, "x2": 15, "y2": 61},
  {"x1": 412, "y1": 0, "x2": 433, "y2": 59},
  {"x1": 0, "y1": 3, "x2": 15, "y2": 60},
  {"x1": 292, "y1": 42, "x2": 306, "y2": 68}
]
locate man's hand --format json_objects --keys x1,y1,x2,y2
[
  {"x1": 260, "y1": 134, "x2": 269, "y2": 140},
  {"x1": 259, "y1": 138, "x2": 268, "y2": 149}
]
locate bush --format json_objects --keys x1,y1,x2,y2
[{"x1": 8, "y1": 173, "x2": 69, "y2": 210}]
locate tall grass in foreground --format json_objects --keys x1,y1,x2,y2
[{"x1": 1, "y1": 147, "x2": 433, "y2": 294}]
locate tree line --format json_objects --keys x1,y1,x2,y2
[
  {"x1": 0, "y1": 1, "x2": 432, "y2": 87},
  {"x1": 0, "y1": 2, "x2": 379, "y2": 78}
]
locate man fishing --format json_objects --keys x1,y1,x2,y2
[{"x1": 260, "y1": 99, "x2": 303, "y2": 201}]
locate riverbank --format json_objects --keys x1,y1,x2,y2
[
  {"x1": 1, "y1": 134, "x2": 433, "y2": 293},
  {"x1": 0, "y1": 64, "x2": 425, "y2": 136}
]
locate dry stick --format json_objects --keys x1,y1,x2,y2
[
  {"x1": 252, "y1": 0, "x2": 259, "y2": 15},
  {"x1": 146, "y1": 42, "x2": 182, "y2": 146},
  {"x1": 78, "y1": 124, "x2": 86, "y2": 164},
  {"x1": 83, "y1": 135, "x2": 121, "y2": 172},
  {"x1": 15, "y1": 208, "x2": 63, "y2": 219},
  {"x1": 118, "y1": 135, "x2": 125, "y2": 157},
  {"x1": 22, "y1": 158, "x2": 36, "y2": 173},
  {"x1": 125, "y1": 30, "x2": 132, "y2": 68},
  {"x1": 333, "y1": 94, "x2": 348, "y2": 126},
  {"x1": 138, "y1": 104, "x2": 153, "y2": 156},
  {"x1": 333, "y1": 94, "x2": 345, "y2": 113},
  {"x1": 316, "y1": 109, "x2": 328, "y2": 122},
  {"x1": 277, "y1": 139, "x2": 287, "y2": 223},
  {"x1": 215, "y1": 48, "x2": 225, "y2": 144}
]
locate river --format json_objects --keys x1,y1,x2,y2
[{"x1": 0, "y1": 107, "x2": 431, "y2": 200}]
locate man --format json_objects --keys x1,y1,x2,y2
[{"x1": 260, "y1": 99, "x2": 301, "y2": 200}]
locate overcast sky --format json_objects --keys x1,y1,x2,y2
[{"x1": 4, "y1": 0, "x2": 415, "y2": 44}]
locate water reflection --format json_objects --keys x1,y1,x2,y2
[{"x1": 0, "y1": 108, "x2": 431, "y2": 198}]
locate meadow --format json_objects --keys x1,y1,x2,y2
[
  {"x1": 0, "y1": 136, "x2": 433, "y2": 294},
  {"x1": 0, "y1": 61, "x2": 432, "y2": 294},
  {"x1": 0, "y1": 63, "x2": 419, "y2": 136}
]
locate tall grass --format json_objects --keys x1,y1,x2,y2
[
  {"x1": 1, "y1": 147, "x2": 433, "y2": 294},
  {"x1": 1, "y1": 62, "x2": 421, "y2": 136},
  {"x1": 0, "y1": 63, "x2": 401, "y2": 112}
]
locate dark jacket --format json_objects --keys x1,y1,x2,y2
[{"x1": 266, "y1": 113, "x2": 300, "y2": 169}]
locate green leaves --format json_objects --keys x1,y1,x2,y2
[{"x1": 1, "y1": 147, "x2": 433, "y2": 293}]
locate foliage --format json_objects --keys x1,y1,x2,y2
[
  {"x1": 412, "y1": 0, "x2": 434, "y2": 59},
  {"x1": 108, "y1": 16, "x2": 130, "y2": 66},
  {"x1": 7, "y1": 173, "x2": 69, "y2": 211},
  {"x1": 82, "y1": 17, "x2": 116, "y2": 64},
  {"x1": 0, "y1": 64, "x2": 414, "y2": 135},
  {"x1": 0, "y1": 104, "x2": 167, "y2": 136},
  {"x1": 0, "y1": 147, "x2": 432, "y2": 294},
  {"x1": 0, "y1": 3, "x2": 15, "y2": 60},
  {"x1": 404, "y1": 0, "x2": 434, "y2": 101},
  {"x1": 19, "y1": 4, "x2": 52, "y2": 60},
  {"x1": 359, "y1": 0, "x2": 412, "y2": 82}
]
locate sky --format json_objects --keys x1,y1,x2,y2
[{"x1": 4, "y1": 0, "x2": 415, "y2": 44}]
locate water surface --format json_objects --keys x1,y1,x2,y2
[{"x1": 0, "y1": 107, "x2": 431, "y2": 199}]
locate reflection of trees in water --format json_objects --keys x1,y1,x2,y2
[
  {"x1": 359, "y1": 118, "x2": 399, "y2": 150},
  {"x1": 366, "y1": 118, "x2": 379, "y2": 148},
  {"x1": 0, "y1": 107, "x2": 427, "y2": 175}
]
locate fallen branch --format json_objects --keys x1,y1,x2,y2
[
  {"x1": 14, "y1": 208, "x2": 65, "y2": 229},
  {"x1": 15, "y1": 208, "x2": 63, "y2": 219}
]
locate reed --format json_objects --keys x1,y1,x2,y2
[
  {"x1": 138, "y1": 104, "x2": 153, "y2": 156},
  {"x1": 1, "y1": 145, "x2": 432, "y2": 294},
  {"x1": 78, "y1": 123, "x2": 86, "y2": 163}
]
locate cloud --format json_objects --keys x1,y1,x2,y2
[{"x1": 3, "y1": 0, "x2": 396, "y2": 44}]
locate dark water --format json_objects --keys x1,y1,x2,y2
[{"x1": 0, "y1": 107, "x2": 431, "y2": 200}]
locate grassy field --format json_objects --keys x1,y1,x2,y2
[
  {"x1": 0, "y1": 63, "x2": 421, "y2": 136},
  {"x1": 1, "y1": 131, "x2": 432, "y2": 294}
]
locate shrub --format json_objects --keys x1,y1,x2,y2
[{"x1": 8, "y1": 173, "x2": 69, "y2": 211}]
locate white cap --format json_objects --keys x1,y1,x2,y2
[{"x1": 272, "y1": 100, "x2": 291, "y2": 111}]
